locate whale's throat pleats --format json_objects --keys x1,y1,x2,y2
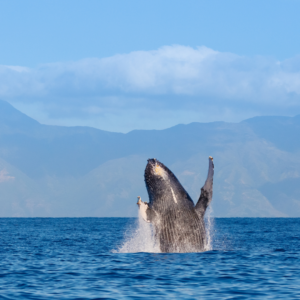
[{"x1": 155, "y1": 208, "x2": 205, "y2": 252}]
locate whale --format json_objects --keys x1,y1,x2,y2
[{"x1": 137, "y1": 157, "x2": 214, "y2": 252}]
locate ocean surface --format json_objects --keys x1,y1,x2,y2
[{"x1": 0, "y1": 217, "x2": 300, "y2": 299}]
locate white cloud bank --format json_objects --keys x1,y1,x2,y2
[{"x1": 1, "y1": 45, "x2": 300, "y2": 131}]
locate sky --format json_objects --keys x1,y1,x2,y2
[{"x1": 1, "y1": 0, "x2": 300, "y2": 132}]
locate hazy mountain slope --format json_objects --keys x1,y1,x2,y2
[
  {"x1": 242, "y1": 115, "x2": 300, "y2": 152},
  {"x1": 259, "y1": 178, "x2": 300, "y2": 217},
  {"x1": 0, "y1": 157, "x2": 50, "y2": 217},
  {"x1": 1, "y1": 99, "x2": 300, "y2": 217}
]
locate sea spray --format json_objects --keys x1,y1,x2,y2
[
  {"x1": 115, "y1": 208, "x2": 214, "y2": 253},
  {"x1": 204, "y1": 206, "x2": 214, "y2": 251},
  {"x1": 116, "y1": 210, "x2": 160, "y2": 253}
]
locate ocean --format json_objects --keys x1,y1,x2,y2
[{"x1": 0, "y1": 216, "x2": 300, "y2": 299}]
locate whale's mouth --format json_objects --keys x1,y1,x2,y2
[
  {"x1": 146, "y1": 158, "x2": 157, "y2": 171},
  {"x1": 147, "y1": 158, "x2": 157, "y2": 165}
]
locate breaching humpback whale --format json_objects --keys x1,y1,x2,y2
[{"x1": 137, "y1": 157, "x2": 214, "y2": 252}]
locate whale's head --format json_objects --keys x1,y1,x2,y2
[
  {"x1": 144, "y1": 158, "x2": 190, "y2": 207},
  {"x1": 144, "y1": 159, "x2": 171, "y2": 203},
  {"x1": 145, "y1": 158, "x2": 169, "y2": 181},
  {"x1": 144, "y1": 158, "x2": 195, "y2": 209},
  {"x1": 145, "y1": 159, "x2": 169, "y2": 179}
]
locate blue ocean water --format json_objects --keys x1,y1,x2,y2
[{"x1": 0, "y1": 217, "x2": 300, "y2": 299}]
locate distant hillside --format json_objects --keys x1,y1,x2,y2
[{"x1": 1, "y1": 99, "x2": 300, "y2": 217}]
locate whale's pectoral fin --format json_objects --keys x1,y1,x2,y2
[
  {"x1": 195, "y1": 157, "x2": 214, "y2": 218},
  {"x1": 137, "y1": 196, "x2": 155, "y2": 223}
]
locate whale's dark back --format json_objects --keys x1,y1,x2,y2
[{"x1": 145, "y1": 159, "x2": 206, "y2": 252}]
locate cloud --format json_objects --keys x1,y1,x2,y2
[
  {"x1": 0, "y1": 169, "x2": 15, "y2": 183},
  {"x1": 1, "y1": 45, "x2": 300, "y2": 131}
]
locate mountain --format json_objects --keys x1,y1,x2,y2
[{"x1": 1, "y1": 99, "x2": 300, "y2": 217}]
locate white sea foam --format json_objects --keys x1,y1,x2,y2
[{"x1": 115, "y1": 210, "x2": 160, "y2": 253}]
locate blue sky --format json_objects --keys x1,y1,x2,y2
[{"x1": 1, "y1": 0, "x2": 300, "y2": 132}]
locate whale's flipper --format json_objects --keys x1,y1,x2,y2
[
  {"x1": 195, "y1": 157, "x2": 214, "y2": 218},
  {"x1": 137, "y1": 196, "x2": 156, "y2": 223}
]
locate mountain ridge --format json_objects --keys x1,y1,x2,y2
[{"x1": 0, "y1": 99, "x2": 300, "y2": 217}]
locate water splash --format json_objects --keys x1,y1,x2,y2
[
  {"x1": 115, "y1": 210, "x2": 160, "y2": 253},
  {"x1": 115, "y1": 206, "x2": 215, "y2": 253},
  {"x1": 204, "y1": 206, "x2": 214, "y2": 251}
]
